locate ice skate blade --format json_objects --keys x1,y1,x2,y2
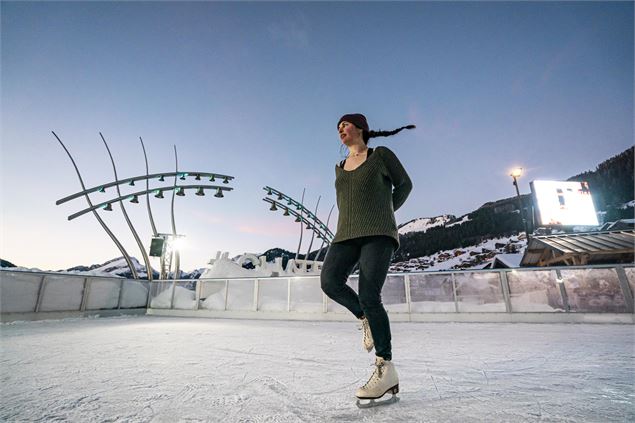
[{"x1": 356, "y1": 395, "x2": 399, "y2": 409}]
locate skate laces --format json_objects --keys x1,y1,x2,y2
[
  {"x1": 360, "y1": 317, "x2": 373, "y2": 351},
  {"x1": 361, "y1": 360, "x2": 385, "y2": 389}
]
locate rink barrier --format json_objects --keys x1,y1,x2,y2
[
  {"x1": 146, "y1": 264, "x2": 635, "y2": 324},
  {"x1": 2, "y1": 265, "x2": 633, "y2": 323},
  {"x1": 0, "y1": 270, "x2": 149, "y2": 322}
]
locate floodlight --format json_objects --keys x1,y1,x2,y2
[
  {"x1": 214, "y1": 188, "x2": 224, "y2": 198},
  {"x1": 172, "y1": 237, "x2": 186, "y2": 251},
  {"x1": 176, "y1": 187, "x2": 185, "y2": 196},
  {"x1": 510, "y1": 168, "x2": 523, "y2": 178},
  {"x1": 155, "y1": 190, "x2": 164, "y2": 199},
  {"x1": 270, "y1": 203, "x2": 278, "y2": 211},
  {"x1": 195, "y1": 187, "x2": 205, "y2": 196}
]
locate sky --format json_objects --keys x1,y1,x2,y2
[{"x1": 1, "y1": 1, "x2": 633, "y2": 271}]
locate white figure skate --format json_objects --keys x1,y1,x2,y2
[
  {"x1": 355, "y1": 357, "x2": 400, "y2": 408},
  {"x1": 359, "y1": 316, "x2": 374, "y2": 352}
]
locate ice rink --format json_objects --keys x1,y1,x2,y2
[{"x1": 1, "y1": 315, "x2": 633, "y2": 422}]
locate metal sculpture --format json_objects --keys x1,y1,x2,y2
[
  {"x1": 54, "y1": 132, "x2": 235, "y2": 279},
  {"x1": 263, "y1": 186, "x2": 335, "y2": 268}
]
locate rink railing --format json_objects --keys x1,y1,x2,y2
[
  {"x1": 146, "y1": 264, "x2": 635, "y2": 324},
  {"x1": 2, "y1": 265, "x2": 634, "y2": 323},
  {"x1": 0, "y1": 270, "x2": 149, "y2": 321}
]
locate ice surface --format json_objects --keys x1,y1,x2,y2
[{"x1": 1, "y1": 316, "x2": 633, "y2": 422}]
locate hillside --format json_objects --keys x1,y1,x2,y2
[{"x1": 393, "y1": 147, "x2": 633, "y2": 262}]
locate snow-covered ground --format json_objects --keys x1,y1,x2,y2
[{"x1": 1, "y1": 316, "x2": 633, "y2": 422}]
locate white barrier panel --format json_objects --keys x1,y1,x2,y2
[
  {"x1": 455, "y1": 272, "x2": 506, "y2": 313},
  {"x1": 561, "y1": 268, "x2": 628, "y2": 313},
  {"x1": 507, "y1": 270, "x2": 565, "y2": 312},
  {"x1": 85, "y1": 278, "x2": 120, "y2": 310},
  {"x1": 258, "y1": 278, "x2": 288, "y2": 312},
  {"x1": 40, "y1": 275, "x2": 84, "y2": 312},
  {"x1": 409, "y1": 273, "x2": 455, "y2": 313},
  {"x1": 0, "y1": 271, "x2": 41, "y2": 313},
  {"x1": 120, "y1": 280, "x2": 150, "y2": 308},
  {"x1": 289, "y1": 276, "x2": 323, "y2": 313}
]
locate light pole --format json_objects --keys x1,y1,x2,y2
[{"x1": 510, "y1": 167, "x2": 530, "y2": 237}]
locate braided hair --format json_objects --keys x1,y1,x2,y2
[{"x1": 364, "y1": 125, "x2": 416, "y2": 144}]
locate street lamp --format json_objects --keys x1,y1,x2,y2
[{"x1": 510, "y1": 167, "x2": 530, "y2": 237}]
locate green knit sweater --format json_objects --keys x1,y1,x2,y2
[{"x1": 332, "y1": 146, "x2": 413, "y2": 249}]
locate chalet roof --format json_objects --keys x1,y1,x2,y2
[{"x1": 520, "y1": 230, "x2": 634, "y2": 267}]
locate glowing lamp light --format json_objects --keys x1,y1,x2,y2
[
  {"x1": 172, "y1": 237, "x2": 186, "y2": 251},
  {"x1": 510, "y1": 168, "x2": 523, "y2": 178}
]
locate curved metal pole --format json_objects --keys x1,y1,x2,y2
[
  {"x1": 314, "y1": 204, "x2": 334, "y2": 265},
  {"x1": 171, "y1": 145, "x2": 180, "y2": 278},
  {"x1": 56, "y1": 170, "x2": 234, "y2": 205},
  {"x1": 68, "y1": 185, "x2": 232, "y2": 221},
  {"x1": 304, "y1": 195, "x2": 320, "y2": 262},
  {"x1": 100, "y1": 133, "x2": 154, "y2": 281},
  {"x1": 294, "y1": 188, "x2": 306, "y2": 262},
  {"x1": 139, "y1": 137, "x2": 158, "y2": 237},
  {"x1": 52, "y1": 131, "x2": 139, "y2": 279}
]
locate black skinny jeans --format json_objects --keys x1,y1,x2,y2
[{"x1": 320, "y1": 235, "x2": 395, "y2": 361}]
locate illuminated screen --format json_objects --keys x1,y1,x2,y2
[{"x1": 530, "y1": 180, "x2": 599, "y2": 226}]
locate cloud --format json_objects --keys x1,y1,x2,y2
[{"x1": 267, "y1": 14, "x2": 309, "y2": 49}]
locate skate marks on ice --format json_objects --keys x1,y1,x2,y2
[{"x1": 1, "y1": 317, "x2": 634, "y2": 422}]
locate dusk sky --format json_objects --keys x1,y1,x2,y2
[{"x1": 1, "y1": 1, "x2": 633, "y2": 271}]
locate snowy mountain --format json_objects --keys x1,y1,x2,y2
[{"x1": 398, "y1": 215, "x2": 456, "y2": 235}]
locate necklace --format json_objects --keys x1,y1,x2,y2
[{"x1": 349, "y1": 148, "x2": 368, "y2": 158}]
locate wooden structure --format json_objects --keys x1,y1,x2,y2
[{"x1": 520, "y1": 230, "x2": 634, "y2": 267}]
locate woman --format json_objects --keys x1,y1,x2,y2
[{"x1": 320, "y1": 113, "x2": 414, "y2": 404}]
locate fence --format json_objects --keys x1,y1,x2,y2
[
  {"x1": 2, "y1": 265, "x2": 633, "y2": 323},
  {"x1": 0, "y1": 270, "x2": 149, "y2": 321},
  {"x1": 145, "y1": 264, "x2": 635, "y2": 323}
]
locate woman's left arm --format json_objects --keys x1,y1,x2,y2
[{"x1": 379, "y1": 147, "x2": 413, "y2": 211}]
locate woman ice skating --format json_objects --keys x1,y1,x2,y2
[{"x1": 320, "y1": 113, "x2": 414, "y2": 408}]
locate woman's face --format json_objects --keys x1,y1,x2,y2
[{"x1": 338, "y1": 121, "x2": 362, "y2": 145}]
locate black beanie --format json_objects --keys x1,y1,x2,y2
[{"x1": 337, "y1": 114, "x2": 369, "y2": 132}]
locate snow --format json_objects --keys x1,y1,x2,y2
[
  {"x1": 491, "y1": 253, "x2": 524, "y2": 268},
  {"x1": 445, "y1": 214, "x2": 471, "y2": 228},
  {"x1": 398, "y1": 215, "x2": 454, "y2": 235},
  {"x1": 1, "y1": 316, "x2": 633, "y2": 422}
]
